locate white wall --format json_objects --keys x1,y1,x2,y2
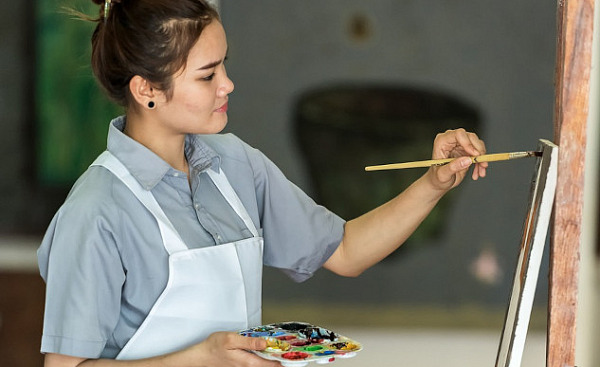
[{"x1": 576, "y1": 0, "x2": 600, "y2": 365}]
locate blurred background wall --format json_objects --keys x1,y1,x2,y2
[
  {"x1": 0, "y1": 0, "x2": 598, "y2": 366},
  {"x1": 220, "y1": 0, "x2": 555, "y2": 312}
]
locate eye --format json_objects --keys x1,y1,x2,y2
[{"x1": 201, "y1": 72, "x2": 215, "y2": 81}]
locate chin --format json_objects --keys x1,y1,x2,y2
[{"x1": 198, "y1": 116, "x2": 228, "y2": 135}]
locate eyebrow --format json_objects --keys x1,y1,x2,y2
[
  {"x1": 198, "y1": 60, "x2": 221, "y2": 70},
  {"x1": 197, "y1": 50, "x2": 229, "y2": 71}
]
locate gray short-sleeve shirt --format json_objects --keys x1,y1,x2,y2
[{"x1": 37, "y1": 116, "x2": 345, "y2": 358}]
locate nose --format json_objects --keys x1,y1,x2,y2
[{"x1": 218, "y1": 67, "x2": 235, "y2": 97}]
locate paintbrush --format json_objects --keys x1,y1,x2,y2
[{"x1": 364, "y1": 151, "x2": 542, "y2": 171}]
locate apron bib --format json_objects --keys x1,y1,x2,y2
[{"x1": 91, "y1": 151, "x2": 263, "y2": 360}]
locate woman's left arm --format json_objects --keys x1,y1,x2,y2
[{"x1": 323, "y1": 128, "x2": 487, "y2": 277}]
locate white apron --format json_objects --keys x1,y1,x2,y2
[{"x1": 91, "y1": 151, "x2": 263, "y2": 360}]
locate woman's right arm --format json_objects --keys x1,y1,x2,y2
[{"x1": 44, "y1": 332, "x2": 281, "y2": 367}]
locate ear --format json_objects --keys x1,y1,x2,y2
[{"x1": 129, "y1": 76, "x2": 163, "y2": 109}]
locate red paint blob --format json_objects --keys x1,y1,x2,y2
[
  {"x1": 281, "y1": 352, "x2": 309, "y2": 360},
  {"x1": 290, "y1": 340, "x2": 310, "y2": 346},
  {"x1": 276, "y1": 335, "x2": 296, "y2": 340}
]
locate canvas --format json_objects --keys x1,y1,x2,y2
[{"x1": 495, "y1": 139, "x2": 559, "y2": 367}]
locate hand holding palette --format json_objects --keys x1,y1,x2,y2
[{"x1": 239, "y1": 322, "x2": 362, "y2": 366}]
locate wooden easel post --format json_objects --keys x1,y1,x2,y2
[{"x1": 548, "y1": 0, "x2": 595, "y2": 366}]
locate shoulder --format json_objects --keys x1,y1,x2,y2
[
  {"x1": 49, "y1": 163, "x2": 146, "y2": 246},
  {"x1": 62, "y1": 165, "x2": 123, "y2": 214},
  {"x1": 38, "y1": 165, "x2": 125, "y2": 279}
]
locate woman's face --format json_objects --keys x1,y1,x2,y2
[{"x1": 155, "y1": 21, "x2": 234, "y2": 135}]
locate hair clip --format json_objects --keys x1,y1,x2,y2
[{"x1": 104, "y1": 0, "x2": 112, "y2": 22}]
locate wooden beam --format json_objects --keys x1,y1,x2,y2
[{"x1": 548, "y1": 0, "x2": 595, "y2": 366}]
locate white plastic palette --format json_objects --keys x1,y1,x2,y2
[{"x1": 239, "y1": 321, "x2": 362, "y2": 366}]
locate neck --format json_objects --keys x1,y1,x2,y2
[{"x1": 124, "y1": 112, "x2": 189, "y2": 174}]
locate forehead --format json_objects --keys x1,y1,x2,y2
[{"x1": 187, "y1": 21, "x2": 228, "y2": 65}]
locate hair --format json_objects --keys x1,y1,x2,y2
[{"x1": 88, "y1": 0, "x2": 220, "y2": 107}]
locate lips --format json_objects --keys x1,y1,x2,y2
[{"x1": 215, "y1": 101, "x2": 228, "y2": 113}]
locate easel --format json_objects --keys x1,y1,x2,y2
[{"x1": 549, "y1": 0, "x2": 595, "y2": 366}]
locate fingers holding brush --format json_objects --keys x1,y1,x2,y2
[
  {"x1": 447, "y1": 128, "x2": 487, "y2": 178},
  {"x1": 457, "y1": 129, "x2": 489, "y2": 180},
  {"x1": 430, "y1": 128, "x2": 488, "y2": 189}
]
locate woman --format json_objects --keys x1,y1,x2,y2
[{"x1": 38, "y1": 1, "x2": 487, "y2": 366}]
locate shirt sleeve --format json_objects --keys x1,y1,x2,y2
[
  {"x1": 233, "y1": 136, "x2": 346, "y2": 282},
  {"x1": 37, "y1": 180, "x2": 125, "y2": 358}
]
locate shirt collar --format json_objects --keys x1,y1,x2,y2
[{"x1": 107, "y1": 116, "x2": 221, "y2": 190}]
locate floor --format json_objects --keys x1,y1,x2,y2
[{"x1": 319, "y1": 327, "x2": 546, "y2": 367}]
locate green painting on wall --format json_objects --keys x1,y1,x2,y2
[{"x1": 37, "y1": 1, "x2": 123, "y2": 186}]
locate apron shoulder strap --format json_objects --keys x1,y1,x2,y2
[
  {"x1": 206, "y1": 168, "x2": 259, "y2": 238},
  {"x1": 91, "y1": 151, "x2": 188, "y2": 254}
]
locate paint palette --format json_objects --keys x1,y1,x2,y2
[{"x1": 239, "y1": 321, "x2": 362, "y2": 366}]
